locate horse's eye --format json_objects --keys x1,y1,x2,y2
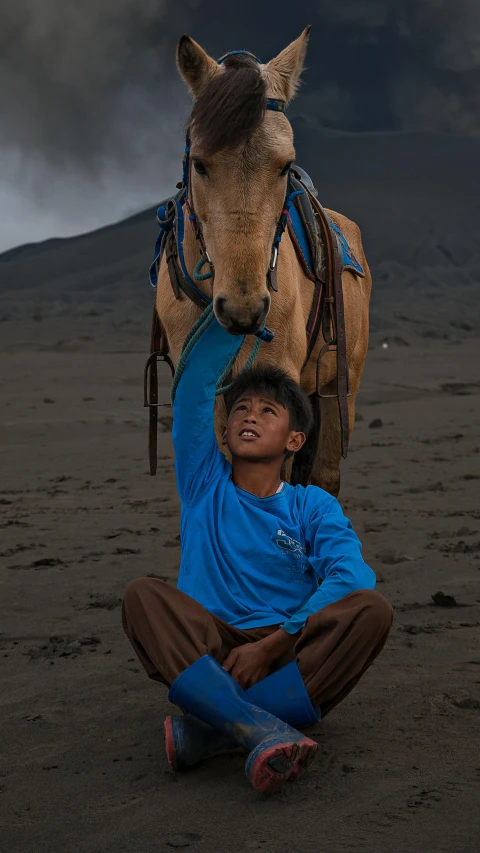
[
  {"x1": 280, "y1": 162, "x2": 292, "y2": 177},
  {"x1": 193, "y1": 160, "x2": 208, "y2": 176}
]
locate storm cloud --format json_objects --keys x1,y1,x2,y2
[
  {"x1": 0, "y1": 0, "x2": 479, "y2": 249},
  {"x1": 0, "y1": 1, "x2": 191, "y2": 167}
]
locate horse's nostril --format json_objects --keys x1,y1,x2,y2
[
  {"x1": 215, "y1": 296, "x2": 227, "y2": 320},
  {"x1": 214, "y1": 293, "x2": 269, "y2": 334}
]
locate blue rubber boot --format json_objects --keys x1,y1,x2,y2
[
  {"x1": 164, "y1": 660, "x2": 320, "y2": 771},
  {"x1": 164, "y1": 660, "x2": 320, "y2": 772},
  {"x1": 248, "y1": 660, "x2": 321, "y2": 728},
  {"x1": 165, "y1": 655, "x2": 318, "y2": 794},
  {"x1": 164, "y1": 714, "x2": 241, "y2": 770}
]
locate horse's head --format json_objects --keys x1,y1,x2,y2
[{"x1": 176, "y1": 28, "x2": 310, "y2": 335}]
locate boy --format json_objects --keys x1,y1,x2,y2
[{"x1": 123, "y1": 317, "x2": 393, "y2": 795}]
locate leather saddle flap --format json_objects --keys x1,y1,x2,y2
[{"x1": 289, "y1": 169, "x2": 365, "y2": 280}]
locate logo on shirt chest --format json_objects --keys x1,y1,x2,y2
[
  {"x1": 275, "y1": 529, "x2": 309, "y2": 581},
  {"x1": 275, "y1": 529, "x2": 306, "y2": 555}
]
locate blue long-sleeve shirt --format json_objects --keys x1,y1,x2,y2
[{"x1": 172, "y1": 317, "x2": 376, "y2": 634}]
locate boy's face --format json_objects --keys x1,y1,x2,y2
[{"x1": 223, "y1": 394, "x2": 306, "y2": 461}]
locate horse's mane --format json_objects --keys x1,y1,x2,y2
[{"x1": 190, "y1": 54, "x2": 266, "y2": 155}]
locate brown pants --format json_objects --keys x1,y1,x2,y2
[{"x1": 122, "y1": 579, "x2": 393, "y2": 717}]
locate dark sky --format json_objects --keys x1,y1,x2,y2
[{"x1": 1, "y1": 0, "x2": 479, "y2": 249}]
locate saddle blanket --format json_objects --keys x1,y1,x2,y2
[{"x1": 288, "y1": 171, "x2": 365, "y2": 279}]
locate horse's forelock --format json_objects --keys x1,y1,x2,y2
[{"x1": 191, "y1": 55, "x2": 266, "y2": 155}]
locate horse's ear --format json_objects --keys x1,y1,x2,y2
[
  {"x1": 265, "y1": 26, "x2": 311, "y2": 103},
  {"x1": 176, "y1": 35, "x2": 219, "y2": 99}
]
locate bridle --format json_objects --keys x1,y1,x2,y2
[{"x1": 149, "y1": 49, "x2": 305, "y2": 344}]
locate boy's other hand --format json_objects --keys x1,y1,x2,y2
[
  {"x1": 222, "y1": 629, "x2": 299, "y2": 690},
  {"x1": 222, "y1": 641, "x2": 273, "y2": 690}
]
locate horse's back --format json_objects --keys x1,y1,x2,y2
[{"x1": 324, "y1": 208, "x2": 371, "y2": 292}]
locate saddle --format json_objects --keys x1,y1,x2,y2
[
  {"x1": 288, "y1": 166, "x2": 365, "y2": 283},
  {"x1": 145, "y1": 166, "x2": 365, "y2": 480}
]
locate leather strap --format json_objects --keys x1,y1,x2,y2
[
  {"x1": 267, "y1": 265, "x2": 278, "y2": 293},
  {"x1": 287, "y1": 176, "x2": 324, "y2": 368},
  {"x1": 287, "y1": 223, "x2": 316, "y2": 282},
  {"x1": 146, "y1": 220, "x2": 209, "y2": 476},
  {"x1": 307, "y1": 193, "x2": 349, "y2": 458},
  {"x1": 165, "y1": 230, "x2": 210, "y2": 310},
  {"x1": 144, "y1": 307, "x2": 174, "y2": 475},
  {"x1": 304, "y1": 278, "x2": 324, "y2": 366}
]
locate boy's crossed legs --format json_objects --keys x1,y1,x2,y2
[{"x1": 122, "y1": 577, "x2": 392, "y2": 717}]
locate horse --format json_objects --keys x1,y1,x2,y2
[{"x1": 153, "y1": 27, "x2": 371, "y2": 497}]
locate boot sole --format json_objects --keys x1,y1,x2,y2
[
  {"x1": 246, "y1": 737, "x2": 318, "y2": 795},
  {"x1": 164, "y1": 715, "x2": 180, "y2": 771}
]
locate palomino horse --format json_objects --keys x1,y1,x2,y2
[{"x1": 154, "y1": 27, "x2": 371, "y2": 497}]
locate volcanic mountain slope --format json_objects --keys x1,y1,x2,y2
[
  {"x1": 1, "y1": 127, "x2": 479, "y2": 346},
  {"x1": 293, "y1": 121, "x2": 480, "y2": 339}
]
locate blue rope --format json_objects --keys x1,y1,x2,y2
[
  {"x1": 193, "y1": 257, "x2": 214, "y2": 281},
  {"x1": 216, "y1": 332, "x2": 263, "y2": 396},
  {"x1": 170, "y1": 304, "x2": 264, "y2": 404}
]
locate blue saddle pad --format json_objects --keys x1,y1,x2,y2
[{"x1": 289, "y1": 198, "x2": 365, "y2": 279}]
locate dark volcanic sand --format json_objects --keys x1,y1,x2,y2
[{"x1": 1, "y1": 329, "x2": 480, "y2": 853}]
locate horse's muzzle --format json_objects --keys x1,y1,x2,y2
[{"x1": 214, "y1": 294, "x2": 270, "y2": 335}]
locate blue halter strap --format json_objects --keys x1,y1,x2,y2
[
  {"x1": 216, "y1": 50, "x2": 286, "y2": 114},
  {"x1": 178, "y1": 50, "x2": 285, "y2": 201},
  {"x1": 216, "y1": 49, "x2": 262, "y2": 64}
]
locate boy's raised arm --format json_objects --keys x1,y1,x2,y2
[{"x1": 172, "y1": 317, "x2": 244, "y2": 504}]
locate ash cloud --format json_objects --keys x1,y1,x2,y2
[
  {"x1": 2, "y1": 0, "x2": 479, "y2": 167},
  {"x1": 0, "y1": 0, "x2": 479, "y2": 249},
  {"x1": 0, "y1": 0, "x2": 191, "y2": 168}
]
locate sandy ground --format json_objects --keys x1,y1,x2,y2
[{"x1": 1, "y1": 332, "x2": 479, "y2": 853}]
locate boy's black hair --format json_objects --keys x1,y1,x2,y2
[{"x1": 224, "y1": 364, "x2": 313, "y2": 438}]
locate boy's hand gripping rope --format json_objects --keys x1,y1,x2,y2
[{"x1": 170, "y1": 304, "x2": 267, "y2": 405}]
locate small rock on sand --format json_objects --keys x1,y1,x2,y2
[{"x1": 432, "y1": 591, "x2": 458, "y2": 607}]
